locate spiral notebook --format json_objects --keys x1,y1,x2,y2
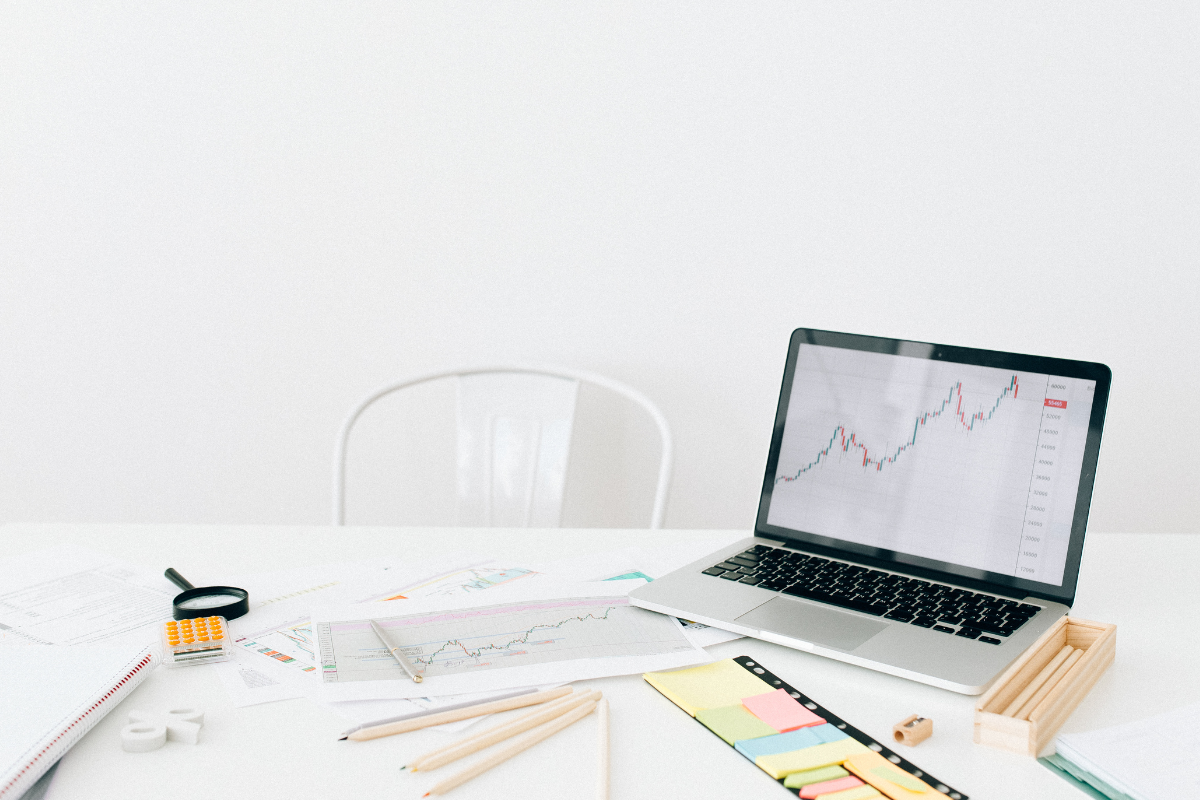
[{"x1": 0, "y1": 645, "x2": 156, "y2": 800}]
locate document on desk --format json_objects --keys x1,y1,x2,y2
[
  {"x1": 533, "y1": 545, "x2": 747, "y2": 648},
  {"x1": 1054, "y1": 700, "x2": 1200, "y2": 800},
  {"x1": 312, "y1": 582, "x2": 711, "y2": 700},
  {"x1": 214, "y1": 557, "x2": 552, "y2": 707},
  {"x1": 0, "y1": 547, "x2": 174, "y2": 647}
]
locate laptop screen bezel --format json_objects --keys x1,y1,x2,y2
[{"x1": 754, "y1": 328, "x2": 1111, "y2": 607}]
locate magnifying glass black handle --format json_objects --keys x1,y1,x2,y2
[{"x1": 165, "y1": 568, "x2": 196, "y2": 591}]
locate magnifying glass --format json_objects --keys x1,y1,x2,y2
[{"x1": 164, "y1": 568, "x2": 250, "y2": 621}]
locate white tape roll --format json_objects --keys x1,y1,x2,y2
[{"x1": 121, "y1": 723, "x2": 167, "y2": 753}]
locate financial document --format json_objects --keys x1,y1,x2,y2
[
  {"x1": 215, "y1": 557, "x2": 551, "y2": 709},
  {"x1": 0, "y1": 547, "x2": 174, "y2": 647},
  {"x1": 533, "y1": 546, "x2": 745, "y2": 648},
  {"x1": 313, "y1": 583, "x2": 709, "y2": 700},
  {"x1": 1055, "y1": 701, "x2": 1200, "y2": 800}
]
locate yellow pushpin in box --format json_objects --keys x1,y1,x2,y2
[{"x1": 160, "y1": 616, "x2": 233, "y2": 666}]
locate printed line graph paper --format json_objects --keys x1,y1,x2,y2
[
  {"x1": 320, "y1": 597, "x2": 689, "y2": 682},
  {"x1": 314, "y1": 589, "x2": 708, "y2": 699}
]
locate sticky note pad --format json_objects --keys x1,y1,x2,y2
[
  {"x1": 815, "y1": 786, "x2": 881, "y2": 800},
  {"x1": 757, "y1": 737, "x2": 871, "y2": 780},
  {"x1": 743, "y1": 688, "x2": 826, "y2": 732},
  {"x1": 798, "y1": 776, "x2": 864, "y2": 799},
  {"x1": 844, "y1": 752, "x2": 943, "y2": 799},
  {"x1": 736, "y1": 724, "x2": 849, "y2": 760},
  {"x1": 782, "y1": 765, "x2": 851, "y2": 790},
  {"x1": 696, "y1": 704, "x2": 779, "y2": 745},
  {"x1": 644, "y1": 659, "x2": 775, "y2": 716}
]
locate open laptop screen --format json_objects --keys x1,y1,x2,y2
[{"x1": 756, "y1": 330, "x2": 1110, "y2": 604}]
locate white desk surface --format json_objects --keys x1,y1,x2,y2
[{"x1": 3, "y1": 524, "x2": 1197, "y2": 800}]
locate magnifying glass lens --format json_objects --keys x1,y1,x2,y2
[{"x1": 178, "y1": 593, "x2": 243, "y2": 610}]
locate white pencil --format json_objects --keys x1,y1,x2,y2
[
  {"x1": 407, "y1": 689, "x2": 599, "y2": 772},
  {"x1": 340, "y1": 687, "x2": 538, "y2": 739},
  {"x1": 422, "y1": 700, "x2": 598, "y2": 796},
  {"x1": 597, "y1": 698, "x2": 610, "y2": 800},
  {"x1": 347, "y1": 686, "x2": 573, "y2": 741}
]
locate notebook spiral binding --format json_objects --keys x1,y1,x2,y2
[{"x1": 0, "y1": 649, "x2": 156, "y2": 800}]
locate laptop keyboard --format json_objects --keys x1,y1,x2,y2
[{"x1": 703, "y1": 545, "x2": 1041, "y2": 645}]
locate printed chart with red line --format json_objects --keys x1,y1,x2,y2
[
  {"x1": 316, "y1": 596, "x2": 695, "y2": 684},
  {"x1": 234, "y1": 618, "x2": 318, "y2": 675},
  {"x1": 767, "y1": 344, "x2": 1096, "y2": 585}
]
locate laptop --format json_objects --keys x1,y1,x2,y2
[{"x1": 630, "y1": 328, "x2": 1111, "y2": 694}]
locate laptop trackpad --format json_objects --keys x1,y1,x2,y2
[{"x1": 736, "y1": 597, "x2": 888, "y2": 653}]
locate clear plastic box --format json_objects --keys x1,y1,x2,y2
[{"x1": 161, "y1": 615, "x2": 233, "y2": 666}]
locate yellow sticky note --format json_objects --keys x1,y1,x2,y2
[
  {"x1": 756, "y1": 737, "x2": 870, "y2": 780},
  {"x1": 815, "y1": 786, "x2": 881, "y2": 800},
  {"x1": 644, "y1": 659, "x2": 775, "y2": 716},
  {"x1": 844, "y1": 752, "x2": 946, "y2": 799}
]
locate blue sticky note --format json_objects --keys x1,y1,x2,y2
[{"x1": 733, "y1": 723, "x2": 849, "y2": 760}]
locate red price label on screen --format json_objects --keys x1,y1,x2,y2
[{"x1": 1044, "y1": 398, "x2": 1067, "y2": 409}]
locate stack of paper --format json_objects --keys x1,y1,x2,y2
[
  {"x1": 1049, "y1": 701, "x2": 1200, "y2": 800},
  {"x1": 313, "y1": 581, "x2": 710, "y2": 701}
]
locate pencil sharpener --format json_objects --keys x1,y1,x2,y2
[
  {"x1": 160, "y1": 616, "x2": 233, "y2": 666},
  {"x1": 893, "y1": 715, "x2": 933, "y2": 746}
]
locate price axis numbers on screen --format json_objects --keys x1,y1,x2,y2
[{"x1": 1014, "y1": 380, "x2": 1086, "y2": 578}]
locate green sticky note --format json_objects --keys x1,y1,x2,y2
[
  {"x1": 871, "y1": 766, "x2": 928, "y2": 792},
  {"x1": 696, "y1": 704, "x2": 779, "y2": 745},
  {"x1": 757, "y1": 737, "x2": 871, "y2": 780},
  {"x1": 644, "y1": 659, "x2": 775, "y2": 716},
  {"x1": 782, "y1": 765, "x2": 851, "y2": 789}
]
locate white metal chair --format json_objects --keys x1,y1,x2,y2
[{"x1": 333, "y1": 365, "x2": 673, "y2": 528}]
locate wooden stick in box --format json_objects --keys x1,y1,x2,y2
[
  {"x1": 1014, "y1": 648, "x2": 1083, "y2": 721},
  {"x1": 1001, "y1": 645, "x2": 1073, "y2": 717}
]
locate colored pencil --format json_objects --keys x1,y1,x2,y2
[
  {"x1": 409, "y1": 689, "x2": 600, "y2": 772},
  {"x1": 422, "y1": 700, "x2": 598, "y2": 796},
  {"x1": 597, "y1": 698, "x2": 610, "y2": 800},
  {"x1": 347, "y1": 685, "x2": 573, "y2": 741},
  {"x1": 341, "y1": 687, "x2": 538, "y2": 739}
]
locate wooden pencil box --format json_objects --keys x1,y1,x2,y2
[{"x1": 974, "y1": 616, "x2": 1116, "y2": 757}]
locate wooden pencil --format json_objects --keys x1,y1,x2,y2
[
  {"x1": 347, "y1": 685, "x2": 573, "y2": 741},
  {"x1": 409, "y1": 689, "x2": 600, "y2": 772},
  {"x1": 422, "y1": 700, "x2": 598, "y2": 796},
  {"x1": 597, "y1": 698, "x2": 609, "y2": 800},
  {"x1": 1014, "y1": 648, "x2": 1083, "y2": 720},
  {"x1": 405, "y1": 690, "x2": 580, "y2": 770},
  {"x1": 1001, "y1": 645, "x2": 1073, "y2": 717}
]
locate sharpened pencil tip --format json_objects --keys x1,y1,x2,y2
[
  {"x1": 399, "y1": 766, "x2": 406, "y2": 771},
  {"x1": 338, "y1": 736, "x2": 347, "y2": 741}
]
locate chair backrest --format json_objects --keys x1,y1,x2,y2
[{"x1": 333, "y1": 365, "x2": 673, "y2": 528}]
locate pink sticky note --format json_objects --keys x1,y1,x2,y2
[
  {"x1": 798, "y1": 776, "x2": 864, "y2": 799},
  {"x1": 741, "y1": 688, "x2": 825, "y2": 733}
]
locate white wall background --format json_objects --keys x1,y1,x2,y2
[{"x1": 1, "y1": 2, "x2": 1197, "y2": 532}]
